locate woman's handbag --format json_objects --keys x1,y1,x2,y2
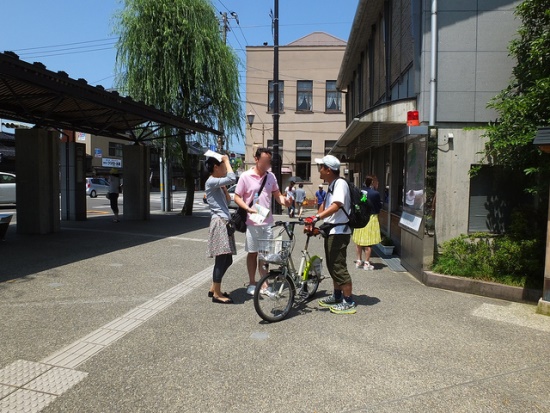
[
  {"x1": 229, "y1": 175, "x2": 268, "y2": 233},
  {"x1": 229, "y1": 207, "x2": 248, "y2": 233},
  {"x1": 226, "y1": 220, "x2": 236, "y2": 236}
]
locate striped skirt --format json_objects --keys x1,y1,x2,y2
[
  {"x1": 207, "y1": 216, "x2": 237, "y2": 258},
  {"x1": 352, "y1": 214, "x2": 382, "y2": 247}
]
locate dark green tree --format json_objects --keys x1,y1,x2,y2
[
  {"x1": 114, "y1": 0, "x2": 241, "y2": 215},
  {"x1": 480, "y1": 0, "x2": 550, "y2": 198}
]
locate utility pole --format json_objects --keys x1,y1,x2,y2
[
  {"x1": 272, "y1": 0, "x2": 282, "y2": 214},
  {"x1": 218, "y1": 11, "x2": 240, "y2": 153}
]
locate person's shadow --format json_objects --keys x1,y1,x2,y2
[{"x1": 353, "y1": 293, "x2": 381, "y2": 307}]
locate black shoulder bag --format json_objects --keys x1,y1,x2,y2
[{"x1": 229, "y1": 174, "x2": 268, "y2": 233}]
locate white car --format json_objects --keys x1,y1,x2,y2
[
  {"x1": 0, "y1": 172, "x2": 16, "y2": 204},
  {"x1": 226, "y1": 184, "x2": 238, "y2": 209},
  {"x1": 204, "y1": 184, "x2": 238, "y2": 209}
]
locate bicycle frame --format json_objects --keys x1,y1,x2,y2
[
  {"x1": 254, "y1": 219, "x2": 324, "y2": 322},
  {"x1": 263, "y1": 221, "x2": 321, "y2": 287}
]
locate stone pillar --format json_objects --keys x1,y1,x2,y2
[
  {"x1": 123, "y1": 144, "x2": 150, "y2": 220},
  {"x1": 15, "y1": 129, "x2": 60, "y2": 234},
  {"x1": 60, "y1": 142, "x2": 87, "y2": 221},
  {"x1": 537, "y1": 184, "x2": 550, "y2": 316}
]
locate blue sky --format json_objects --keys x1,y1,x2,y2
[{"x1": 0, "y1": 0, "x2": 358, "y2": 153}]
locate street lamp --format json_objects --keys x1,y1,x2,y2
[
  {"x1": 247, "y1": 111, "x2": 255, "y2": 129},
  {"x1": 533, "y1": 127, "x2": 550, "y2": 315}
]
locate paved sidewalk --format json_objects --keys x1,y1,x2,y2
[{"x1": 0, "y1": 213, "x2": 549, "y2": 412}]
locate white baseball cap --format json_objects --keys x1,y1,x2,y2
[{"x1": 314, "y1": 155, "x2": 340, "y2": 171}]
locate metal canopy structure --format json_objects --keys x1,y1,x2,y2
[{"x1": 0, "y1": 51, "x2": 221, "y2": 141}]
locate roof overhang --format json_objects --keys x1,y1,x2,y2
[
  {"x1": 337, "y1": 0, "x2": 382, "y2": 90},
  {"x1": 0, "y1": 52, "x2": 221, "y2": 141},
  {"x1": 330, "y1": 98, "x2": 417, "y2": 160}
]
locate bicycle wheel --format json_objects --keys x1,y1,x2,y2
[
  {"x1": 302, "y1": 256, "x2": 322, "y2": 297},
  {"x1": 253, "y1": 270, "x2": 295, "y2": 323}
]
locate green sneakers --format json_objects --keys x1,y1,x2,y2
[
  {"x1": 319, "y1": 295, "x2": 357, "y2": 314},
  {"x1": 318, "y1": 294, "x2": 343, "y2": 308},
  {"x1": 329, "y1": 300, "x2": 357, "y2": 314}
]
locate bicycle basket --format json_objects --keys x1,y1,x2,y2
[{"x1": 258, "y1": 238, "x2": 292, "y2": 265}]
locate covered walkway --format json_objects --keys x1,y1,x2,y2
[{"x1": 0, "y1": 51, "x2": 220, "y2": 233}]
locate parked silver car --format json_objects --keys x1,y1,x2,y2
[
  {"x1": 85, "y1": 177, "x2": 110, "y2": 198},
  {"x1": 203, "y1": 184, "x2": 238, "y2": 209},
  {"x1": 0, "y1": 172, "x2": 16, "y2": 204},
  {"x1": 227, "y1": 184, "x2": 238, "y2": 209}
]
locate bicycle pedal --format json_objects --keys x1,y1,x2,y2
[{"x1": 296, "y1": 289, "x2": 309, "y2": 302}]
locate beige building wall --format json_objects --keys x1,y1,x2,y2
[
  {"x1": 246, "y1": 32, "x2": 347, "y2": 199},
  {"x1": 75, "y1": 132, "x2": 131, "y2": 175}
]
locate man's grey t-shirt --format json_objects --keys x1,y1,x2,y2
[{"x1": 295, "y1": 188, "x2": 306, "y2": 203}]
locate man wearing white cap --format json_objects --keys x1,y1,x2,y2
[{"x1": 304, "y1": 155, "x2": 356, "y2": 314}]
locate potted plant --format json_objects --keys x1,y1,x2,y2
[{"x1": 378, "y1": 236, "x2": 395, "y2": 255}]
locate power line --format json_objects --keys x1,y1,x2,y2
[
  {"x1": 11, "y1": 37, "x2": 118, "y2": 52},
  {"x1": 18, "y1": 46, "x2": 116, "y2": 59}
]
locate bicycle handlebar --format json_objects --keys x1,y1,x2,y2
[
  {"x1": 271, "y1": 219, "x2": 320, "y2": 238},
  {"x1": 271, "y1": 219, "x2": 307, "y2": 228}
]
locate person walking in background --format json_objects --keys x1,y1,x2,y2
[
  {"x1": 108, "y1": 168, "x2": 121, "y2": 223},
  {"x1": 205, "y1": 155, "x2": 237, "y2": 304},
  {"x1": 234, "y1": 148, "x2": 291, "y2": 296},
  {"x1": 285, "y1": 180, "x2": 296, "y2": 218},
  {"x1": 315, "y1": 184, "x2": 326, "y2": 211},
  {"x1": 352, "y1": 175, "x2": 382, "y2": 270},
  {"x1": 295, "y1": 183, "x2": 306, "y2": 218}
]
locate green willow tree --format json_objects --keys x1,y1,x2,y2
[
  {"x1": 480, "y1": 0, "x2": 550, "y2": 199},
  {"x1": 114, "y1": 0, "x2": 241, "y2": 215}
]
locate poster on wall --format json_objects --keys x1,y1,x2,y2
[{"x1": 400, "y1": 136, "x2": 426, "y2": 233}]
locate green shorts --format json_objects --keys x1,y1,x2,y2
[{"x1": 324, "y1": 233, "x2": 352, "y2": 286}]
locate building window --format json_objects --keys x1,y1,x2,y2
[
  {"x1": 267, "y1": 139, "x2": 284, "y2": 164},
  {"x1": 109, "y1": 142, "x2": 123, "y2": 157},
  {"x1": 326, "y1": 81, "x2": 342, "y2": 112},
  {"x1": 296, "y1": 140, "x2": 312, "y2": 180},
  {"x1": 296, "y1": 80, "x2": 313, "y2": 112},
  {"x1": 468, "y1": 165, "x2": 526, "y2": 234},
  {"x1": 268, "y1": 80, "x2": 284, "y2": 112},
  {"x1": 324, "y1": 140, "x2": 337, "y2": 156}
]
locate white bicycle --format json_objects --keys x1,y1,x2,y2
[{"x1": 253, "y1": 220, "x2": 325, "y2": 322}]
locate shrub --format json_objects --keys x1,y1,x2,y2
[{"x1": 433, "y1": 232, "x2": 544, "y2": 289}]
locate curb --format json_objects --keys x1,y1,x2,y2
[{"x1": 422, "y1": 270, "x2": 542, "y2": 304}]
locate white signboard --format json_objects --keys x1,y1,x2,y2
[
  {"x1": 102, "y1": 158, "x2": 122, "y2": 168},
  {"x1": 399, "y1": 211, "x2": 423, "y2": 232}
]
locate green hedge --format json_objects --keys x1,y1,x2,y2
[{"x1": 432, "y1": 211, "x2": 545, "y2": 289}]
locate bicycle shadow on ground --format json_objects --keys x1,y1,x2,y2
[{"x1": 257, "y1": 289, "x2": 381, "y2": 324}]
